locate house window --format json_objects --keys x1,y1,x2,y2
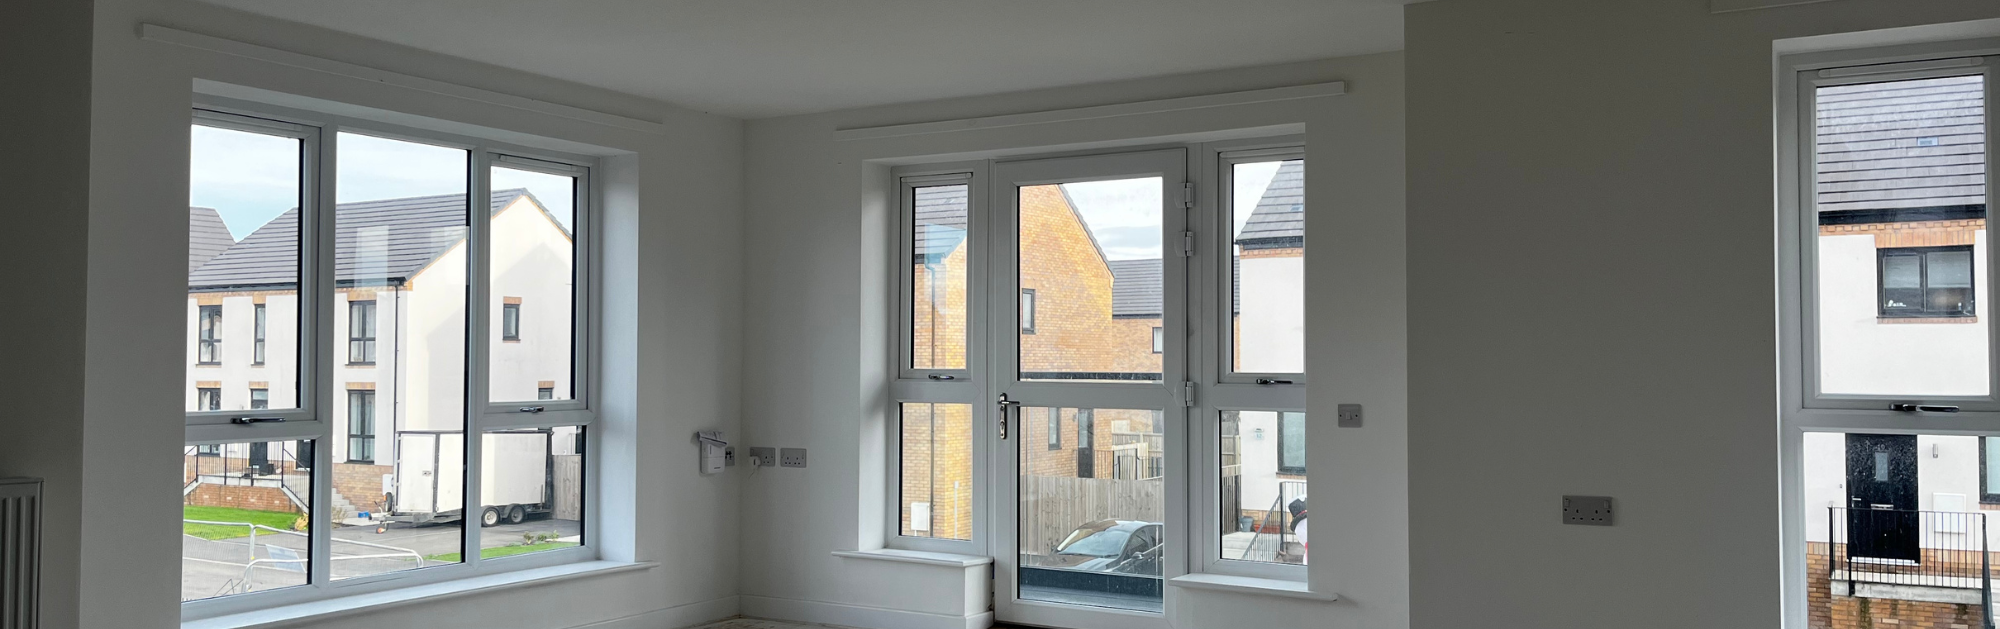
[
  {"x1": 907, "y1": 181, "x2": 971, "y2": 372},
  {"x1": 252, "y1": 303, "x2": 266, "y2": 365},
  {"x1": 347, "y1": 300, "x2": 376, "y2": 364},
  {"x1": 183, "y1": 108, "x2": 600, "y2": 609},
  {"x1": 195, "y1": 444, "x2": 220, "y2": 457},
  {"x1": 1983, "y1": 437, "x2": 2000, "y2": 505},
  {"x1": 502, "y1": 302, "x2": 521, "y2": 341},
  {"x1": 1075, "y1": 409, "x2": 1095, "y2": 478},
  {"x1": 1020, "y1": 288, "x2": 1037, "y2": 334},
  {"x1": 1278, "y1": 412, "x2": 1305, "y2": 475},
  {"x1": 1047, "y1": 408, "x2": 1062, "y2": 450},
  {"x1": 1152, "y1": 327, "x2": 1164, "y2": 354},
  {"x1": 347, "y1": 390, "x2": 375, "y2": 463},
  {"x1": 196, "y1": 305, "x2": 221, "y2": 364},
  {"x1": 892, "y1": 173, "x2": 977, "y2": 551},
  {"x1": 1880, "y1": 246, "x2": 1976, "y2": 318}
]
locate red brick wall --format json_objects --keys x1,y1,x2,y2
[
  {"x1": 186, "y1": 484, "x2": 300, "y2": 513},
  {"x1": 1809, "y1": 542, "x2": 1989, "y2": 629}
]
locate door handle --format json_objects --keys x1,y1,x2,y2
[{"x1": 996, "y1": 393, "x2": 1021, "y2": 440}]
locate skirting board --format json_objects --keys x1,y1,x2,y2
[
  {"x1": 739, "y1": 595, "x2": 993, "y2": 629},
  {"x1": 568, "y1": 595, "x2": 741, "y2": 629}
]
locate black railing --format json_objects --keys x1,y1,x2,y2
[{"x1": 1827, "y1": 507, "x2": 1992, "y2": 628}]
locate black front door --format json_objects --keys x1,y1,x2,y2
[
  {"x1": 249, "y1": 441, "x2": 271, "y2": 475},
  {"x1": 1846, "y1": 434, "x2": 1920, "y2": 562}
]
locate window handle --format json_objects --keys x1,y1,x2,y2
[
  {"x1": 1254, "y1": 378, "x2": 1294, "y2": 385},
  {"x1": 1890, "y1": 404, "x2": 1960, "y2": 413},
  {"x1": 519, "y1": 406, "x2": 545, "y2": 413},
  {"x1": 928, "y1": 374, "x2": 957, "y2": 381},
  {"x1": 230, "y1": 417, "x2": 286, "y2": 425}
]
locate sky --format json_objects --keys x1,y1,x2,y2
[
  {"x1": 1055, "y1": 161, "x2": 1283, "y2": 262},
  {"x1": 189, "y1": 126, "x2": 576, "y2": 242}
]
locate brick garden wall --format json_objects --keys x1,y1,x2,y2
[
  {"x1": 333, "y1": 462, "x2": 393, "y2": 516},
  {"x1": 186, "y1": 484, "x2": 300, "y2": 514}
]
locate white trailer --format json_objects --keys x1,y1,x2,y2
[{"x1": 387, "y1": 430, "x2": 553, "y2": 527}]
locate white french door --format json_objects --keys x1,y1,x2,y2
[{"x1": 988, "y1": 149, "x2": 1188, "y2": 629}]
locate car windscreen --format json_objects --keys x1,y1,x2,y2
[{"x1": 1056, "y1": 528, "x2": 1130, "y2": 557}]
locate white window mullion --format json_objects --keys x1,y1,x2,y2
[
  {"x1": 307, "y1": 120, "x2": 336, "y2": 592},
  {"x1": 464, "y1": 151, "x2": 493, "y2": 569}
]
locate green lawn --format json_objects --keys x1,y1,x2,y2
[
  {"x1": 424, "y1": 541, "x2": 578, "y2": 563},
  {"x1": 183, "y1": 505, "x2": 299, "y2": 540}
]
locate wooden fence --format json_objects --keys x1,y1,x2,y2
[
  {"x1": 1019, "y1": 476, "x2": 1163, "y2": 559},
  {"x1": 553, "y1": 454, "x2": 583, "y2": 521}
]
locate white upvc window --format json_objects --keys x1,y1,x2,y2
[
  {"x1": 182, "y1": 100, "x2": 599, "y2": 619},
  {"x1": 1195, "y1": 141, "x2": 1307, "y2": 581},
  {"x1": 882, "y1": 139, "x2": 1312, "y2": 599},
  {"x1": 889, "y1": 164, "x2": 987, "y2": 554},
  {"x1": 1780, "y1": 46, "x2": 2000, "y2": 629}
]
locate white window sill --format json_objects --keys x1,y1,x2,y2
[
  {"x1": 182, "y1": 560, "x2": 655, "y2": 629},
  {"x1": 1167, "y1": 573, "x2": 1336, "y2": 601},
  {"x1": 832, "y1": 548, "x2": 993, "y2": 568}
]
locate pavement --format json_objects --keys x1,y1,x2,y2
[{"x1": 182, "y1": 515, "x2": 582, "y2": 602}]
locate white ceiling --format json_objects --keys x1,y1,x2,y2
[{"x1": 195, "y1": 0, "x2": 1409, "y2": 119}]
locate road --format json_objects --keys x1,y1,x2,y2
[{"x1": 181, "y1": 516, "x2": 582, "y2": 602}]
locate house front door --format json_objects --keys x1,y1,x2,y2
[{"x1": 1846, "y1": 433, "x2": 1919, "y2": 562}]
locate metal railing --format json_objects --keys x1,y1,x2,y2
[
  {"x1": 1826, "y1": 507, "x2": 1993, "y2": 628},
  {"x1": 183, "y1": 519, "x2": 425, "y2": 596}
]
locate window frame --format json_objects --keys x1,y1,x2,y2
[
  {"x1": 480, "y1": 154, "x2": 594, "y2": 424},
  {"x1": 1195, "y1": 139, "x2": 1308, "y2": 582},
  {"x1": 1878, "y1": 245, "x2": 1977, "y2": 318},
  {"x1": 196, "y1": 304, "x2": 223, "y2": 365},
  {"x1": 252, "y1": 303, "x2": 267, "y2": 365},
  {"x1": 501, "y1": 301, "x2": 522, "y2": 341},
  {"x1": 1779, "y1": 46, "x2": 2000, "y2": 629},
  {"x1": 346, "y1": 300, "x2": 376, "y2": 365},
  {"x1": 180, "y1": 99, "x2": 603, "y2": 620},
  {"x1": 886, "y1": 163, "x2": 988, "y2": 555}
]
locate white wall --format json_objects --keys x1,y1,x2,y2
[
  {"x1": 1818, "y1": 232, "x2": 1990, "y2": 396},
  {"x1": 740, "y1": 52, "x2": 1405, "y2": 629},
  {"x1": 1406, "y1": 2, "x2": 2000, "y2": 628},
  {"x1": 0, "y1": 2, "x2": 92, "y2": 628},
  {"x1": 79, "y1": 1, "x2": 744, "y2": 627},
  {"x1": 1238, "y1": 255, "x2": 1305, "y2": 374}
]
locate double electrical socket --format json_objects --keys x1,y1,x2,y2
[
  {"x1": 1562, "y1": 495, "x2": 1614, "y2": 526},
  {"x1": 747, "y1": 446, "x2": 807, "y2": 468}
]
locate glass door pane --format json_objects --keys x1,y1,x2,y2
[
  {"x1": 1018, "y1": 177, "x2": 1164, "y2": 383},
  {"x1": 1018, "y1": 407, "x2": 1165, "y2": 612}
]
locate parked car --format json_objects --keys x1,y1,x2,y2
[{"x1": 1047, "y1": 519, "x2": 1162, "y2": 576}]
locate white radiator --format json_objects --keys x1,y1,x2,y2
[{"x1": 0, "y1": 479, "x2": 38, "y2": 629}]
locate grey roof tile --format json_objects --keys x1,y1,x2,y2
[
  {"x1": 1109, "y1": 259, "x2": 1161, "y2": 318},
  {"x1": 188, "y1": 207, "x2": 236, "y2": 274},
  {"x1": 1238, "y1": 160, "x2": 1304, "y2": 249},
  {"x1": 189, "y1": 189, "x2": 530, "y2": 291}
]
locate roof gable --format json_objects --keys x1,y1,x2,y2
[
  {"x1": 1237, "y1": 160, "x2": 1304, "y2": 249},
  {"x1": 188, "y1": 206, "x2": 236, "y2": 274}
]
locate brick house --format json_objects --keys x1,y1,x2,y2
[
  {"x1": 1803, "y1": 76, "x2": 1994, "y2": 629},
  {"x1": 183, "y1": 189, "x2": 577, "y2": 522}
]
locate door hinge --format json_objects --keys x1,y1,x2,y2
[
  {"x1": 1181, "y1": 230, "x2": 1196, "y2": 257},
  {"x1": 1182, "y1": 182, "x2": 1195, "y2": 208},
  {"x1": 1182, "y1": 381, "x2": 1196, "y2": 407}
]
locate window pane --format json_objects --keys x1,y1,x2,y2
[
  {"x1": 912, "y1": 183, "x2": 969, "y2": 370},
  {"x1": 474, "y1": 428, "x2": 584, "y2": 560},
  {"x1": 332, "y1": 132, "x2": 469, "y2": 580},
  {"x1": 181, "y1": 440, "x2": 313, "y2": 601},
  {"x1": 489, "y1": 165, "x2": 576, "y2": 403},
  {"x1": 1815, "y1": 76, "x2": 1989, "y2": 395},
  {"x1": 899, "y1": 403, "x2": 972, "y2": 540},
  {"x1": 187, "y1": 124, "x2": 301, "y2": 412},
  {"x1": 1804, "y1": 431, "x2": 2000, "y2": 627},
  {"x1": 1019, "y1": 179, "x2": 1163, "y2": 383},
  {"x1": 1232, "y1": 159, "x2": 1305, "y2": 374},
  {"x1": 1218, "y1": 411, "x2": 1307, "y2": 566},
  {"x1": 1019, "y1": 407, "x2": 1163, "y2": 613}
]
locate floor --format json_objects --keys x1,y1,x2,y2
[{"x1": 691, "y1": 619, "x2": 1035, "y2": 629}]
